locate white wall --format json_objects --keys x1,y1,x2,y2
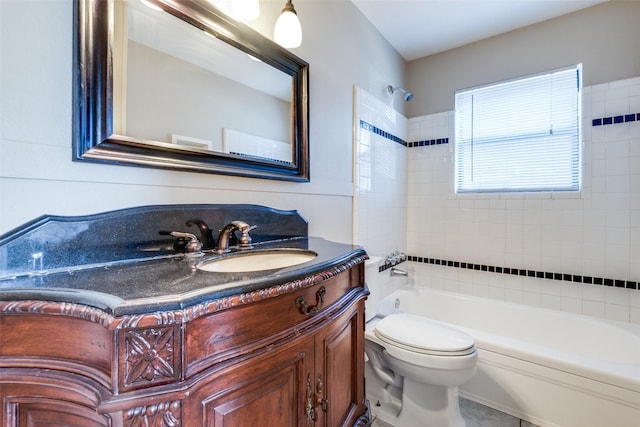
[
  {"x1": 407, "y1": 1, "x2": 640, "y2": 117},
  {"x1": 0, "y1": 0, "x2": 405, "y2": 243}
]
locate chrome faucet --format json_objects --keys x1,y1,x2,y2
[
  {"x1": 214, "y1": 221, "x2": 257, "y2": 254},
  {"x1": 390, "y1": 267, "x2": 408, "y2": 277}
]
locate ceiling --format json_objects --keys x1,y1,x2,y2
[{"x1": 351, "y1": 0, "x2": 608, "y2": 61}]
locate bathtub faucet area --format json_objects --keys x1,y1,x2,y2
[
  {"x1": 390, "y1": 267, "x2": 408, "y2": 277},
  {"x1": 385, "y1": 251, "x2": 406, "y2": 266}
]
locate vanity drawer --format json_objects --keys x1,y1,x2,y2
[
  {"x1": 0, "y1": 313, "x2": 112, "y2": 387},
  {"x1": 184, "y1": 268, "x2": 362, "y2": 378}
]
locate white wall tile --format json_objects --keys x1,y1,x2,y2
[
  {"x1": 561, "y1": 297, "x2": 583, "y2": 314},
  {"x1": 630, "y1": 307, "x2": 640, "y2": 325},
  {"x1": 354, "y1": 87, "x2": 407, "y2": 259},
  {"x1": 605, "y1": 303, "x2": 629, "y2": 323},
  {"x1": 583, "y1": 300, "x2": 606, "y2": 318},
  {"x1": 405, "y1": 77, "x2": 640, "y2": 325},
  {"x1": 540, "y1": 293, "x2": 562, "y2": 311}
]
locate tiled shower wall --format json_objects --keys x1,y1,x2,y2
[
  {"x1": 354, "y1": 86, "x2": 407, "y2": 260},
  {"x1": 406, "y1": 76, "x2": 640, "y2": 325}
]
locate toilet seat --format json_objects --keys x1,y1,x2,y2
[{"x1": 374, "y1": 313, "x2": 475, "y2": 357}]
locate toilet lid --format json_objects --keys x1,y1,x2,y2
[{"x1": 374, "y1": 313, "x2": 475, "y2": 356}]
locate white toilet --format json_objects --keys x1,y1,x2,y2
[{"x1": 364, "y1": 258, "x2": 478, "y2": 427}]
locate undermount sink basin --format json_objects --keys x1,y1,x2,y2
[{"x1": 197, "y1": 250, "x2": 317, "y2": 273}]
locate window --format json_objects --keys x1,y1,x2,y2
[{"x1": 455, "y1": 65, "x2": 581, "y2": 193}]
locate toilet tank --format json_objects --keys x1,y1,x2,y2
[{"x1": 364, "y1": 256, "x2": 383, "y2": 322}]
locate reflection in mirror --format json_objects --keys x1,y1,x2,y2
[
  {"x1": 118, "y1": 0, "x2": 293, "y2": 162},
  {"x1": 74, "y1": 0, "x2": 309, "y2": 181}
]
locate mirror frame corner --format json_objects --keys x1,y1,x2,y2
[{"x1": 72, "y1": 0, "x2": 309, "y2": 182}]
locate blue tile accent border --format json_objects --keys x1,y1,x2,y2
[
  {"x1": 592, "y1": 112, "x2": 640, "y2": 127},
  {"x1": 359, "y1": 120, "x2": 449, "y2": 148},
  {"x1": 360, "y1": 120, "x2": 407, "y2": 146},
  {"x1": 408, "y1": 255, "x2": 639, "y2": 290},
  {"x1": 407, "y1": 138, "x2": 449, "y2": 147}
]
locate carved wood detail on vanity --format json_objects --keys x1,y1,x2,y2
[
  {"x1": 121, "y1": 326, "x2": 180, "y2": 391},
  {"x1": 0, "y1": 300, "x2": 114, "y2": 327},
  {"x1": 123, "y1": 400, "x2": 181, "y2": 427}
]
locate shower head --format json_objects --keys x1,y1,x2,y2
[{"x1": 387, "y1": 85, "x2": 414, "y2": 102}]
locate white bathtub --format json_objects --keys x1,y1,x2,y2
[{"x1": 376, "y1": 286, "x2": 640, "y2": 427}]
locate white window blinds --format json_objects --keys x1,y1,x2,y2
[{"x1": 455, "y1": 65, "x2": 582, "y2": 193}]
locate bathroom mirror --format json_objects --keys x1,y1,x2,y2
[{"x1": 73, "y1": 0, "x2": 309, "y2": 181}]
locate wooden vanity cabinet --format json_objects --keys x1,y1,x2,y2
[
  {"x1": 184, "y1": 293, "x2": 365, "y2": 426},
  {"x1": 0, "y1": 262, "x2": 370, "y2": 427},
  {"x1": 183, "y1": 264, "x2": 367, "y2": 426}
]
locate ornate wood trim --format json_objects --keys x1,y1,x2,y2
[
  {"x1": 123, "y1": 400, "x2": 181, "y2": 427},
  {"x1": 0, "y1": 300, "x2": 114, "y2": 327},
  {"x1": 116, "y1": 311, "x2": 185, "y2": 330},
  {"x1": 0, "y1": 255, "x2": 369, "y2": 330}
]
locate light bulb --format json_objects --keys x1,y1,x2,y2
[{"x1": 274, "y1": 1, "x2": 302, "y2": 48}]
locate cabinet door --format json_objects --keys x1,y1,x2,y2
[
  {"x1": 8, "y1": 400, "x2": 111, "y2": 427},
  {"x1": 185, "y1": 336, "x2": 314, "y2": 427},
  {"x1": 315, "y1": 299, "x2": 366, "y2": 427},
  {"x1": 1, "y1": 373, "x2": 111, "y2": 427}
]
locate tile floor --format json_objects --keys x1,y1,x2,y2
[{"x1": 371, "y1": 397, "x2": 540, "y2": 427}]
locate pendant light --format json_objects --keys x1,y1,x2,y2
[{"x1": 274, "y1": 0, "x2": 302, "y2": 48}]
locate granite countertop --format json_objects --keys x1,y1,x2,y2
[{"x1": 0, "y1": 237, "x2": 367, "y2": 317}]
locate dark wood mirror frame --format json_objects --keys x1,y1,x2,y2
[{"x1": 73, "y1": 0, "x2": 309, "y2": 181}]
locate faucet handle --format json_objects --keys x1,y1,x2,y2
[
  {"x1": 385, "y1": 250, "x2": 406, "y2": 266},
  {"x1": 160, "y1": 231, "x2": 203, "y2": 255},
  {"x1": 237, "y1": 224, "x2": 257, "y2": 250},
  {"x1": 214, "y1": 221, "x2": 257, "y2": 253},
  {"x1": 230, "y1": 220, "x2": 254, "y2": 231}
]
